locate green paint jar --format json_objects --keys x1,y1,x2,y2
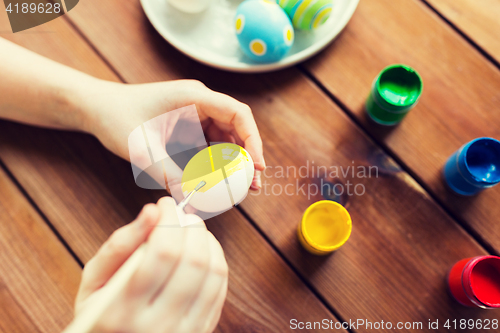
[{"x1": 365, "y1": 64, "x2": 423, "y2": 125}]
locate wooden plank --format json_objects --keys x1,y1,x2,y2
[
  {"x1": 63, "y1": 0, "x2": 500, "y2": 329},
  {"x1": 0, "y1": 124, "x2": 341, "y2": 332},
  {"x1": 0, "y1": 283, "x2": 41, "y2": 333},
  {"x1": 0, "y1": 166, "x2": 81, "y2": 333},
  {"x1": 425, "y1": 0, "x2": 500, "y2": 64},
  {"x1": 0, "y1": 11, "x2": 342, "y2": 332},
  {"x1": 302, "y1": 0, "x2": 500, "y2": 252}
]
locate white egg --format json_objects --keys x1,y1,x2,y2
[{"x1": 181, "y1": 143, "x2": 254, "y2": 213}]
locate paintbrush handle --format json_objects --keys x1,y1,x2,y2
[
  {"x1": 62, "y1": 244, "x2": 147, "y2": 333},
  {"x1": 177, "y1": 190, "x2": 195, "y2": 211},
  {"x1": 63, "y1": 197, "x2": 194, "y2": 333},
  {"x1": 177, "y1": 181, "x2": 206, "y2": 211}
]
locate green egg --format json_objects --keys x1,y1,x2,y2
[{"x1": 278, "y1": 0, "x2": 334, "y2": 30}]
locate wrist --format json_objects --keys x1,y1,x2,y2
[
  {"x1": 48, "y1": 75, "x2": 100, "y2": 134},
  {"x1": 71, "y1": 78, "x2": 120, "y2": 136},
  {"x1": 73, "y1": 79, "x2": 135, "y2": 160}
]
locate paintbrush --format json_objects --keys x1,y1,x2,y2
[
  {"x1": 63, "y1": 181, "x2": 206, "y2": 333},
  {"x1": 177, "y1": 180, "x2": 206, "y2": 210}
]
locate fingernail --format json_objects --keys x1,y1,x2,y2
[{"x1": 254, "y1": 171, "x2": 262, "y2": 189}]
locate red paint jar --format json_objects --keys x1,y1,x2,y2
[{"x1": 448, "y1": 256, "x2": 500, "y2": 308}]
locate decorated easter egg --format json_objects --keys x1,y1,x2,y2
[
  {"x1": 181, "y1": 143, "x2": 254, "y2": 213},
  {"x1": 235, "y1": 0, "x2": 294, "y2": 63},
  {"x1": 278, "y1": 0, "x2": 333, "y2": 30}
]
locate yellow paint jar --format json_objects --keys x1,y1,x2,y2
[{"x1": 297, "y1": 200, "x2": 352, "y2": 255}]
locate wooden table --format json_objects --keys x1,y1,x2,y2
[{"x1": 1, "y1": 0, "x2": 500, "y2": 332}]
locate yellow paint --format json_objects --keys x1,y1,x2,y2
[
  {"x1": 293, "y1": 0, "x2": 315, "y2": 26},
  {"x1": 235, "y1": 17, "x2": 243, "y2": 32},
  {"x1": 298, "y1": 200, "x2": 352, "y2": 255},
  {"x1": 312, "y1": 7, "x2": 332, "y2": 29},
  {"x1": 250, "y1": 40, "x2": 266, "y2": 56},
  {"x1": 181, "y1": 143, "x2": 249, "y2": 194},
  {"x1": 208, "y1": 146, "x2": 215, "y2": 172},
  {"x1": 240, "y1": 147, "x2": 249, "y2": 160},
  {"x1": 287, "y1": 29, "x2": 293, "y2": 42}
]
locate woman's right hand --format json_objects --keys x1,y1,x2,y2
[{"x1": 73, "y1": 197, "x2": 229, "y2": 333}]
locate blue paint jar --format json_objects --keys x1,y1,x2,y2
[{"x1": 444, "y1": 137, "x2": 500, "y2": 195}]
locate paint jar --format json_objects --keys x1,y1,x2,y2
[
  {"x1": 365, "y1": 64, "x2": 423, "y2": 126},
  {"x1": 448, "y1": 256, "x2": 500, "y2": 308},
  {"x1": 297, "y1": 200, "x2": 352, "y2": 255},
  {"x1": 443, "y1": 137, "x2": 500, "y2": 196}
]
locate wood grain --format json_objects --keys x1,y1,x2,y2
[
  {"x1": 303, "y1": 0, "x2": 500, "y2": 252},
  {"x1": 62, "y1": 0, "x2": 500, "y2": 330},
  {"x1": 0, "y1": 10, "x2": 342, "y2": 333},
  {"x1": 0, "y1": 125, "x2": 341, "y2": 333},
  {"x1": 0, "y1": 166, "x2": 81, "y2": 333},
  {"x1": 425, "y1": 0, "x2": 500, "y2": 64}
]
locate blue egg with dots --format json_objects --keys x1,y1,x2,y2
[{"x1": 235, "y1": 0, "x2": 294, "y2": 63}]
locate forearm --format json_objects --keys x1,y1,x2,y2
[{"x1": 0, "y1": 37, "x2": 100, "y2": 132}]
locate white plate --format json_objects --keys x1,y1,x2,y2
[{"x1": 141, "y1": 0, "x2": 359, "y2": 73}]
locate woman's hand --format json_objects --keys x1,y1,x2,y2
[
  {"x1": 73, "y1": 197, "x2": 229, "y2": 333},
  {"x1": 81, "y1": 79, "x2": 265, "y2": 191},
  {"x1": 0, "y1": 39, "x2": 263, "y2": 190}
]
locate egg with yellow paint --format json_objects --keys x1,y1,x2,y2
[
  {"x1": 235, "y1": 0, "x2": 294, "y2": 63},
  {"x1": 181, "y1": 143, "x2": 254, "y2": 213},
  {"x1": 278, "y1": 0, "x2": 334, "y2": 30}
]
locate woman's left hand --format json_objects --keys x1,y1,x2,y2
[{"x1": 80, "y1": 79, "x2": 265, "y2": 191}]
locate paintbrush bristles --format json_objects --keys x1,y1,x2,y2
[{"x1": 195, "y1": 180, "x2": 206, "y2": 191}]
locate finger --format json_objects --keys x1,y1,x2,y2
[
  {"x1": 183, "y1": 203, "x2": 198, "y2": 215},
  {"x1": 178, "y1": 233, "x2": 228, "y2": 333},
  {"x1": 143, "y1": 155, "x2": 184, "y2": 202},
  {"x1": 126, "y1": 197, "x2": 187, "y2": 299},
  {"x1": 250, "y1": 170, "x2": 262, "y2": 191},
  {"x1": 229, "y1": 129, "x2": 245, "y2": 147},
  {"x1": 226, "y1": 129, "x2": 261, "y2": 190},
  {"x1": 76, "y1": 204, "x2": 160, "y2": 303},
  {"x1": 151, "y1": 216, "x2": 211, "y2": 332},
  {"x1": 129, "y1": 112, "x2": 183, "y2": 191},
  {"x1": 196, "y1": 91, "x2": 266, "y2": 171},
  {"x1": 203, "y1": 234, "x2": 229, "y2": 333},
  {"x1": 204, "y1": 277, "x2": 229, "y2": 333},
  {"x1": 135, "y1": 111, "x2": 185, "y2": 198},
  {"x1": 132, "y1": 151, "x2": 184, "y2": 203},
  {"x1": 175, "y1": 117, "x2": 208, "y2": 146},
  {"x1": 205, "y1": 123, "x2": 236, "y2": 145},
  {"x1": 168, "y1": 177, "x2": 189, "y2": 206}
]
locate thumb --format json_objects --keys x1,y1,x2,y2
[{"x1": 75, "y1": 204, "x2": 160, "y2": 307}]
